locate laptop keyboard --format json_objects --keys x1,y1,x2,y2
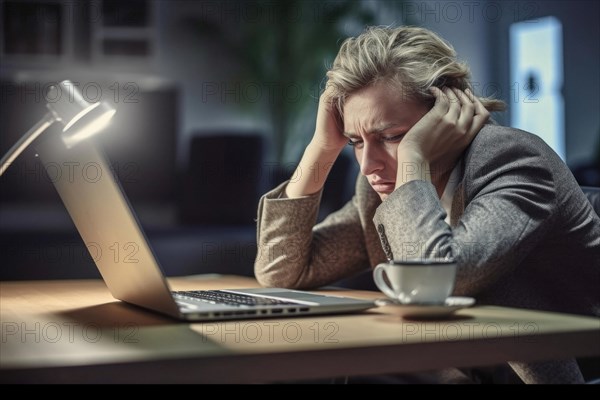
[{"x1": 172, "y1": 290, "x2": 299, "y2": 307}]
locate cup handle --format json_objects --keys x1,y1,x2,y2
[{"x1": 373, "y1": 264, "x2": 397, "y2": 299}]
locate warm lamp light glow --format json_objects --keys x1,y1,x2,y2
[
  {"x1": 61, "y1": 103, "x2": 117, "y2": 149},
  {"x1": 0, "y1": 80, "x2": 116, "y2": 176}
]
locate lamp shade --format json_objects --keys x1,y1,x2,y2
[
  {"x1": 0, "y1": 80, "x2": 116, "y2": 177},
  {"x1": 46, "y1": 80, "x2": 116, "y2": 148}
]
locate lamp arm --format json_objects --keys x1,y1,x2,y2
[{"x1": 0, "y1": 111, "x2": 57, "y2": 176}]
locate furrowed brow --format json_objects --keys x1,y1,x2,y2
[{"x1": 344, "y1": 124, "x2": 406, "y2": 137}]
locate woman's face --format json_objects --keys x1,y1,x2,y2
[{"x1": 343, "y1": 83, "x2": 429, "y2": 200}]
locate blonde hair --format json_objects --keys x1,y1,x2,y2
[{"x1": 327, "y1": 26, "x2": 506, "y2": 113}]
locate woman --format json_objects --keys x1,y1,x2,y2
[{"x1": 254, "y1": 26, "x2": 600, "y2": 383}]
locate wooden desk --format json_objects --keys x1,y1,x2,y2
[{"x1": 1, "y1": 275, "x2": 599, "y2": 383}]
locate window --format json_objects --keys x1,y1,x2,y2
[{"x1": 510, "y1": 17, "x2": 565, "y2": 160}]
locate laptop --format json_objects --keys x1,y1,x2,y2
[{"x1": 36, "y1": 134, "x2": 375, "y2": 321}]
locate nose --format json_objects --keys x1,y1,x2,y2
[{"x1": 359, "y1": 142, "x2": 385, "y2": 176}]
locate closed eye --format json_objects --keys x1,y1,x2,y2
[
  {"x1": 347, "y1": 138, "x2": 363, "y2": 147},
  {"x1": 381, "y1": 134, "x2": 406, "y2": 143}
]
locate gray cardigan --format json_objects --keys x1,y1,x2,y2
[{"x1": 255, "y1": 124, "x2": 600, "y2": 383}]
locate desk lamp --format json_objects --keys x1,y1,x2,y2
[{"x1": 0, "y1": 80, "x2": 116, "y2": 176}]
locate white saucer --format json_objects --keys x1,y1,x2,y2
[{"x1": 374, "y1": 296, "x2": 476, "y2": 318}]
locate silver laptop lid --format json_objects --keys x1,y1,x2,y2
[{"x1": 36, "y1": 133, "x2": 180, "y2": 317}]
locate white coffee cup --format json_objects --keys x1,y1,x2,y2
[{"x1": 373, "y1": 259, "x2": 457, "y2": 305}]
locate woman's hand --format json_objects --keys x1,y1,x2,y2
[
  {"x1": 398, "y1": 87, "x2": 489, "y2": 166},
  {"x1": 311, "y1": 83, "x2": 348, "y2": 154},
  {"x1": 285, "y1": 84, "x2": 347, "y2": 198}
]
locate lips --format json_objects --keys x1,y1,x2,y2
[{"x1": 370, "y1": 181, "x2": 395, "y2": 193}]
